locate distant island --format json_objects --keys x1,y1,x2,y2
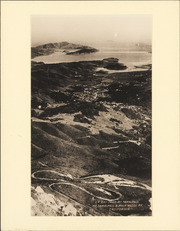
[
  {"x1": 66, "y1": 47, "x2": 98, "y2": 55},
  {"x1": 31, "y1": 41, "x2": 98, "y2": 58}
]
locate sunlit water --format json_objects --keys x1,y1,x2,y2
[{"x1": 32, "y1": 48, "x2": 152, "y2": 67}]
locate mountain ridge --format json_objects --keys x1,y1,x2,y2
[{"x1": 31, "y1": 41, "x2": 98, "y2": 58}]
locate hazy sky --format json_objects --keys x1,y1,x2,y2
[{"x1": 31, "y1": 15, "x2": 152, "y2": 47}]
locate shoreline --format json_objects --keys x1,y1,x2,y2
[{"x1": 31, "y1": 58, "x2": 152, "y2": 74}]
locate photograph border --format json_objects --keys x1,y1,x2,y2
[{"x1": 1, "y1": 1, "x2": 180, "y2": 230}]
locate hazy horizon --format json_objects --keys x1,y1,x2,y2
[{"x1": 31, "y1": 15, "x2": 152, "y2": 47}]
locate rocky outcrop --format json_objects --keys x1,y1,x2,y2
[
  {"x1": 102, "y1": 57, "x2": 127, "y2": 70},
  {"x1": 31, "y1": 186, "x2": 79, "y2": 216}
]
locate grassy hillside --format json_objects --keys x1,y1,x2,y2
[{"x1": 31, "y1": 58, "x2": 152, "y2": 216}]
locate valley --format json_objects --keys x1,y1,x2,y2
[{"x1": 31, "y1": 46, "x2": 152, "y2": 216}]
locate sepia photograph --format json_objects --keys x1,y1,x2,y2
[
  {"x1": 1, "y1": 0, "x2": 180, "y2": 230},
  {"x1": 31, "y1": 15, "x2": 152, "y2": 216}
]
